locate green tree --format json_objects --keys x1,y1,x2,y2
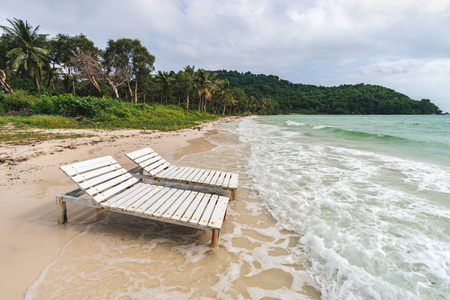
[
  {"x1": 0, "y1": 18, "x2": 50, "y2": 90},
  {"x1": 172, "y1": 65, "x2": 195, "y2": 109},
  {"x1": 219, "y1": 79, "x2": 235, "y2": 116},
  {"x1": 104, "y1": 38, "x2": 155, "y2": 102},
  {"x1": 155, "y1": 71, "x2": 171, "y2": 105},
  {"x1": 194, "y1": 69, "x2": 211, "y2": 112},
  {"x1": 48, "y1": 33, "x2": 97, "y2": 94}
]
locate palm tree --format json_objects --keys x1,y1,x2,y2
[
  {"x1": 183, "y1": 65, "x2": 195, "y2": 110},
  {"x1": 194, "y1": 69, "x2": 211, "y2": 112},
  {"x1": 220, "y1": 79, "x2": 235, "y2": 116},
  {"x1": 0, "y1": 18, "x2": 50, "y2": 90},
  {"x1": 155, "y1": 71, "x2": 171, "y2": 105}
]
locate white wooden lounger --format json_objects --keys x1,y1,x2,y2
[
  {"x1": 57, "y1": 156, "x2": 230, "y2": 249},
  {"x1": 126, "y1": 147, "x2": 239, "y2": 200}
]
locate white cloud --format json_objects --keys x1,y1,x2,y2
[{"x1": 1, "y1": 0, "x2": 450, "y2": 110}]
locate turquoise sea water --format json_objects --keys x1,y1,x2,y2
[{"x1": 237, "y1": 115, "x2": 450, "y2": 299}]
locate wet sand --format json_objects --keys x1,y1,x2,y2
[{"x1": 0, "y1": 118, "x2": 321, "y2": 299}]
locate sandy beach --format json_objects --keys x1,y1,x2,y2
[{"x1": 0, "y1": 117, "x2": 321, "y2": 299}]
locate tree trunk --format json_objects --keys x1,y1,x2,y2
[
  {"x1": 126, "y1": 72, "x2": 133, "y2": 101},
  {"x1": 0, "y1": 69, "x2": 13, "y2": 94},
  {"x1": 112, "y1": 86, "x2": 119, "y2": 98},
  {"x1": 222, "y1": 101, "x2": 227, "y2": 116},
  {"x1": 104, "y1": 77, "x2": 120, "y2": 98},
  {"x1": 72, "y1": 79, "x2": 76, "y2": 95},
  {"x1": 34, "y1": 75, "x2": 41, "y2": 90},
  {"x1": 88, "y1": 74, "x2": 102, "y2": 93},
  {"x1": 198, "y1": 95, "x2": 202, "y2": 113},
  {"x1": 134, "y1": 78, "x2": 138, "y2": 103},
  {"x1": 186, "y1": 94, "x2": 190, "y2": 110}
]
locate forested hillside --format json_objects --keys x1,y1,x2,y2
[
  {"x1": 0, "y1": 18, "x2": 442, "y2": 117},
  {"x1": 213, "y1": 70, "x2": 442, "y2": 115}
]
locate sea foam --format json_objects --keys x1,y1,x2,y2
[{"x1": 238, "y1": 116, "x2": 450, "y2": 299}]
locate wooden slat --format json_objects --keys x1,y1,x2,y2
[
  {"x1": 228, "y1": 173, "x2": 239, "y2": 189},
  {"x1": 126, "y1": 147, "x2": 154, "y2": 160},
  {"x1": 215, "y1": 172, "x2": 227, "y2": 187},
  {"x1": 221, "y1": 173, "x2": 232, "y2": 188},
  {"x1": 160, "y1": 190, "x2": 192, "y2": 219},
  {"x1": 208, "y1": 196, "x2": 229, "y2": 229},
  {"x1": 125, "y1": 186, "x2": 166, "y2": 212},
  {"x1": 209, "y1": 171, "x2": 222, "y2": 186},
  {"x1": 140, "y1": 155, "x2": 164, "y2": 168},
  {"x1": 149, "y1": 162, "x2": 170, "y2": 176},
  {"x1": 174, "y1": 167, "x2": 194, "y2": 181},
  {"x1": 199, "y1": 195, "x2": 219, "y2": 227},
  {"x1": 104, "y1": 184, "x2": 147, "y2": 208},
  {"x1": 117, "y1": 185, "x2": 157, "y2": 210},
  {"x1": 143, "y1": 188, "x2": 178, "y2": 215},
  {"x1": 153, "y1": 189, "x2": 185, "y2": 217},
  {"x1": 157, "y1": 165, "x2": 178, "y2": 178},
  {"x1": 144, "y1": 158, "x2": 166, "y2": 171},
  {"x1": 86, "y1": 173, "x2": 134, "y2": 196},
  {"x1": 115, "y1": 185, "x2": 157, "y2": 210},
  {"x1": 191, "y1": 169, "x2": 207, "y2": 182},
  {"x1": 178, "y1": 168, "x2": 198, "y2": 181},
  {"x1": 197, "y1": 170, "x2": 212, "y2": 184},
  {"x1": 60, "y1": 156, "x2": 115, "y2": 172},
  {"x1": 64, "y1": 158, "x2": 117, "y2": 177},
  {"x1": 203, "y1": 170, "x2": 217, "y2": 185},
  {"x1": 72, "y1": 164, "x2": 122, "y2": 183},
  {"x1": 171, "y1": 191, "x2": 199, "y2": 221},
  {"x1": 79, "y1": 168, "x2": 127, "y2": 190},
  {"x1": 180, "y1": 193, "x2": 205, "y2": 223},
  {"x1": 188, "y1": 194, "x2": 212, "y2": 225},
  {"x1": 134, "y1": 152, "x2": 158, "y2": 164},
  {"x1": 133, "y1": 187, "x2": 171, "y2": 213},
  {"x1": 93, "y1": 177, "x2": 139, "y2": 203},
  {"x1": 186, "y1": 168, "x2": 203, "y2": 181},
  {"x1": 102, "y1": 183, "x2": 145, "y2": 206},
  {"x1": 166, "y1": 167, "x2": 188, "y2": 180}
]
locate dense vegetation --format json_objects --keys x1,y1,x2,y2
[
  {"x1": 0, "y1": 18, "x2": 442, "y2": 121},
  {"x1": 213, "y1": 70, "x2": 442, "y2": 115},
  {"x1": 0, "y1": 91, "x2": 216, "y2": 131}
]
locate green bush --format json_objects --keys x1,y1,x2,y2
[
  {"x1": 0, "y1": 90, "x2": 218, "y2": 131},
  {"x1": 0, "y1": 91, "x2": 5, "y2": 115},
  {"x1": 0, "y1": 90, "x2": 34, "y2": 113},
  {"x1": 31, "y1": 96, "x2": 56, "y2": 115}
]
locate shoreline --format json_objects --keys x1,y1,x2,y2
[
  {"x1": 1, "y1": 116, "x2": 321, "y2": 299},
  {"x1": 0, "y1": 117, "x2": 235, "y2": 299}
]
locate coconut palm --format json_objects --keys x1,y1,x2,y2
[
  {"x1": 194, "y1": 69, "x2": 211, "y2": 112},
  {"x1": 0, "y1": 18, "x2": 50, "y2": 90},
  {"x1": 155, "y1": 71, "x2": 171, "y2": 105},
  {"x1": 220, "y1": 79, "x2": 235, "y2": 116}
]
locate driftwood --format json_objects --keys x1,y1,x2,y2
[{"x1": 0, "y1": 69, "x2": 13, "y2": 94}]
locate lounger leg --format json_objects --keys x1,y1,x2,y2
[
  {"x1": 230, "y1": 190, "x2": 236, "y2": 201},
  {"x1": 211, "y1": 229, "x2": 220, "y2": 249},
  {"x1": 57, "y1": 196, "x2": 67, "y2": 224}
]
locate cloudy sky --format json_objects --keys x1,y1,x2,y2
[{"x1": 1, "y1": 0, "x2": 450, "y2": 111}]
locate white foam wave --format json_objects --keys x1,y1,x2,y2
[
  {"x1": 237, "y1": 117, "x2": 450, "y2": 300},
  {"x1": 285, "y1": 120, "x2": 306, "y2": 126}
]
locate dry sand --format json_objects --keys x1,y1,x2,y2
[
  {"x1": 0, "y1": 119, "x2": 223, "y2": 299},
  {"x1": 0, "y1": 117, "x2": 321, "y2": 299}
]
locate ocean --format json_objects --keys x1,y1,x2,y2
[{"x1": 237, "y1": 115, "x2": 450, "y2": 299}]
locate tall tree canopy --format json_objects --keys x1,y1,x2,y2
[
  {"x1": 104, "y1": 38, "x2": 155, "y2": 102},
  {"x1": 0, "y1": 18, "x2": 49, "y2": 90}
]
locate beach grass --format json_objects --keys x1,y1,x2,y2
[{"x1": 0, "y1": 91, "x2": 219, "y2": 144}]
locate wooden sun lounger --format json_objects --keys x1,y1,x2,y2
[
  {"x1": 57, "y1": 156, "x2": 230, "y2": 249},
  {"x1": 126, "y1": 147, "x2": 239, "y2": 200}
]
